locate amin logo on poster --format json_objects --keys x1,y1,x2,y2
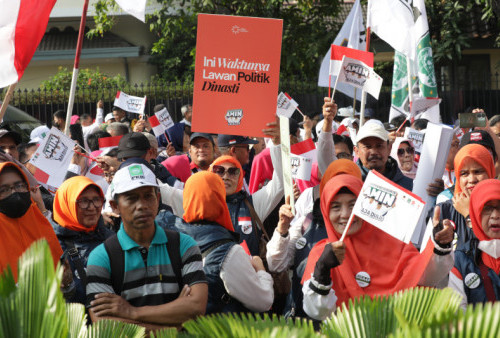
[
  {"x1": 344, "y1": 63, "x2": 369, "y2": 87},
  {"x1": 360, "y1": 184, "x2": 397, "y2": 222},
  {"x1": 42, "y1": 134, "x2": 68, "y2": 161},
  {"x1": 225, "y1": 109, "x2": 243, "y2": 125}
]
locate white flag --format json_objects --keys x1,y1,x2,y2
[
  {"x1": 367, "y1": 0, "x2": 414, "y2": 58},
  {"x1": 148, "y1": 108, "x2": 174, "y2": 137},
  {"x1": 352, "y1": 170, "x2": 425, "y2": 243},
  {"x1": 318, "y1": 0, "x2": 366, "y2": 100},
  {"x1": 290, "y1": 155, "x2": 313, "y2": 181},
  {"x1": 29, "y1": 127, "x2": 75, "y2": 188},
  {"x1": 337, "y1": 56, "x2": 383, "y2": 99},
  {"x1": 115, "y1": 0, "x2": 147, "y2": 22},
  {"x1": 114, "y1": 91, "x2": 147, "y2": 115},
  {"x1": 276, "y1": 92, "x2": 299, "y2": 118}
]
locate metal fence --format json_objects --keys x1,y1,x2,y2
[{"x1": 3, "y1": 74, "x2": 500, "y2": 126}]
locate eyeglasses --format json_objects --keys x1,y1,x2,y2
[
  {"x1": 76, "y1": 197, "x2": 104, "y2": 209},
  {"x1": 212, "y1": 165, "x2": 240, "y2": 177},
  {"x1": 337, "y1": 152, "x2": 352, "y2": 160},
  {"x1": 0, "y1": 182, "x2": 28, "y2": 199},
  {"x1": 397, "y1": 147, "x2": 415, "y2": 156}
]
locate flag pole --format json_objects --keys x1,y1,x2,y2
[
  {"x1": 359, "y1": 26, "x2": 371, "y2": 127},
  {"x1": 339, "y1": 212, "x2": 356, "y2": 242},
  {"x1": 406, "y1": 54, "x2": 414, "y2": 116},
  {"x1": 0, "y1": 83, "x2": 17, "y2": 123},
  {"x1": 64, "y1": 0, "x2": 89, "y2": 136},
  {"x1": 353, "y1": 88, "x2": 357, "y2": 113}
]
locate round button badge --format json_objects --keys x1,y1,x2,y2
[
  {"x1": 464, "y1": 272, "x2": 481, "y2": 289},
  {"x1": 295, "y1": 237, "x2": 307, "y2": 250},
  {"x1": 355, "y1": 271, "x2": 371, "y2": 288}
]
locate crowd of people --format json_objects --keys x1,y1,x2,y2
[{"x1": 0, "y1": 98, "x2": 499, "y2": 330}]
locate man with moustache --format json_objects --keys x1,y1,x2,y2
[{"x1": 354, "y1": 121, "x2": 413, "y2": 190}]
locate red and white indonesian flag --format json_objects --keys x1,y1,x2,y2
[
  {"x1": 86, "y1": 161, "x2": 109, "y2": 195},
  {"x1": 98, "y1": 135, "x2": 122, "y2": 153},
  {"x1": 318, "y1": 0, "x2": 366, "y2": 100},
  {"x1": 330, "y1": 46, "x2": 373, "y2": 77},
  {"x1": 337, "y1": 56, "x2": 383, "y2": 99},
  {"x1": 277, "y1": 92, "x2": 299, "y2": 118},
  {"x1": 115, "y1": 0, "x2": 147, "y2": 22},
  {"x1": 114, "y1": 91, "x2": 147, "y2": 115},
  {"x1": 29, "y1": 127, "x2": 75, "y2": 188},
  {"x1": 291, "y1": 138, "x2": 317, "y2": 162},
  {"x1": 149, "y1": 107, "x2": 175, "y2": 137},
  {"x1": 0, "y1": 0, "x2": 57, "y2": 88},
  {"x1": 352, "y1": 170, "x2": 426, "y2": 243}
]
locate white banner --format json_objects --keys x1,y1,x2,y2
[
  {"x1": 352, "y1": 170, "x2": 425, "y2": 243},
  {"x1": 277, "y1": 92, "x2": 299, "y2": 118},
  {"x1": 115, "y1": 0, "x2": 147, "y2": 22},
  {"x1": 403, "y1": 128, "x2": 425, "y2": 156},
  {"x1": 149, "y1": 107, "x2": 174, "y2": 137},
  {"x1": 114, "y1": 91, "x2": 147, "y2": 115},
  {"x1": 337, "y1": 56, "x2": 383, "y2": 99},
  {"x1": 29, "y1": 127, "x2": 75, "y2": 188},
  {"x1": 290, "y1": 155, "x2": 312, "y2": 181}
]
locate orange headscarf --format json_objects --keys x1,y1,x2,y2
[
  {"x1": 0, "y1": 162, "x2": 62, "y2": 281},
  {"x1": 53, "y1": 176, "x2": 104, "y2": 233},
  {"x1": 210, "y1": 155, "x2": 244, "y2": 193},
  {"x1": 470, "y1": 179, "x2": 500, "y2": 274},
  {"x1": 183, "y1": 171, "x2": 234, "y2": 232},
  {"x1": 302, "y1": 174, "x2": 434, "y2": 306},
  {"x1": 454, "y1": 144, "x2": 495, "y2": 195},
  {"x1": 319, "y1": 159, "x2": 362, "y2": 196}
]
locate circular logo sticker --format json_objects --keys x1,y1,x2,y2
[
  {"x1": 355, "y1": 271, "x2": 371, "y2": 288},
  {"x1": 464, "y1": 272, "x2": 481, "y2": 289},
  {"x1": 241, "y1": 223, "x2": 252, "y2": 235},
  {"x1": 295, "y1": 237, "x2": 307, "y2": 250}
]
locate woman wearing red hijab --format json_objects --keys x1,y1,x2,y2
[
  {"x1": 449, "y1": 179, "x2": 500, "y2": 310},
  {"x1": 301, "y1": 174, "x2": 454, "y2": 320}
]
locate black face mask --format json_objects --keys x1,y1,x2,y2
[{"x1": 0, "y1": 192, "x2": 32, "y2": 218}]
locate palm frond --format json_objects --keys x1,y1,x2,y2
[
  {"x1": 66, "y1": 303, "x2": 87, "y2": 338},
  {"x1": 86, "y1": 319, "x2": 145, "y2": 338},
  {"x1": 321, "y1": 287, "x2": 462, "y2": 338},
  {"x1": 150, "y1": 327, "x2": 179, "y2": 338},
  {"x1": 182, "y1": 312, "x2": 318, "y2": 338}
]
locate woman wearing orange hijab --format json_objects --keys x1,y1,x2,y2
[
  {"x1": 0, "y1": 162, "x2": 62, "y2": 282},
  {"x1": 434, "y1": 144, "x2": 495, "y2": 251},
  {"x1": 301, "y1": 174, "x2": 454, "y2": 320},
  {"x1": 449, "y1": 179, "x2": 500, "y2": 310},
  {"x1": 52, "y1": 176, "x2": 113, "y2": 304},
  {"x1": 177, "y1": 171, "x2": 274, "y2": 314},
  {"x1": 266, "y1": 159, "x2": 362, "y2": 318}
]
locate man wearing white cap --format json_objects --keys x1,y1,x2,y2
[
  {"x1": 86, "y1": 163, "x2": 208, "y2": 328},
  {"x1": 354, "y1": 120, "x2": 413, "y2": 190}
]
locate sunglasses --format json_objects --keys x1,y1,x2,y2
[
  {"x1": 212, "y1": 165, "x2": 240, "y2": 177},
  {"x1": 397, "y1": 147, "x2": 415, "y2": 156}
]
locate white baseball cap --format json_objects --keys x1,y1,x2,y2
[
  {"x1": 337, "y1": 106, "x2": 354, "y2": 118},
  {"x1": 355, "y1": 120, "x2": 389, "y2": 143},
  {"x1": 104, "y1": 113, "x2": 114, "y2": 123},
  {"x1": 110, "y1": 163, "x2": 158, "y2": 199},
  {"x1": 29, "y1": 125, "x2": 50, "y2": 144}
]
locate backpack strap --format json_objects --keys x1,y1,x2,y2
[
  {"x1": 243, "y1": 197, "x2": 269, "y2": 241},
  {"x1": 104, "y1": 235, "x2": 124, "y2": 295},
  {"x1": 478, "y1": 261, "x2": 497, "y2": 302},
  {"x1": 164, "y1": 229, "x2": 183, "y2": 290},
  {"x1": 63, "y1": 240, "x2": 87, "y2": 286}
]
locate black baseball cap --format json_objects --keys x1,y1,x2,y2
[
  {"x1": 459, "y1": 130, "x2": 497, "y2": 160},
  {"x1": 117, "y1": 132, "x2": 151, "y2": 160},
  {"x1": 218, "y1": 134, "x2": 258, "y2": 148},
  {"x1": 189, "y1": 132, "x2": 214, "y2": 145},
  {"x1": 0, "y1": 129, "x2": 22, "y2": 145}
]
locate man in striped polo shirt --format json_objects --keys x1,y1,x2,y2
[{"x1": 86, "y1": 163, "x2": 207, "y2": 329}]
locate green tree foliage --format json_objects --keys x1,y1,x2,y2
[
  {"x1": 89, "y1": 0, "x2": 341, "y2": 82},
  {"x1": 40, "y1": 67, "x2": 128, "y2": 90}
]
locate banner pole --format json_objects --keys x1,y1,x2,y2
[
  {"x1": 0, "y1": 83, "x2": 17, "y2": 123},
  {"x1": 339, "y1": 212, "x2": 356, "y2": 242},
  {"x1": 64, "y1": 0, "x2": 89, "y2": 136},
  {"x1": 406, "y1": 54, "x2": 414, "y2": 117},
  {"x1": 359, "y1": 27, "x2": 371, "y2": 128},
  {"x1": 353, "y1": 88, "x2": 357, "y2": 113}
]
